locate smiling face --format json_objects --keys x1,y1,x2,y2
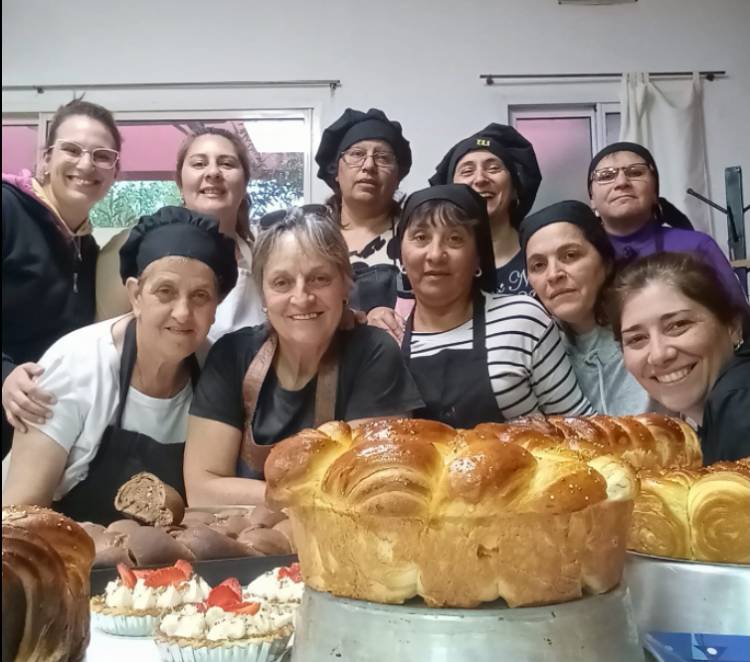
[
  {"x1": 128, "y1": 256, "x2": 219, "y2": 362},
  {"x1": 178, "y1": 134, "x2": 248, "y2": 234},
  {"x1": 526, "y1": 223, "x2": 607, "y2": 333},
  {"x1": 335, "y1": 139, "x2": 399, "y2": 214},
  {"x1": 401, "y1": 211, "x2": 479, "y2": 309},
  {"x1": 41, "y1": 115, "x2": 118, "y2": 219},
  {"x1": 262, "y1": 233, "x2": 348, "y2": 351},
  {"x1": 590, "y1": 150, "x2": 658, "y2": 235},
  {"x1": 620, "y1": 281, "x2": 737, "y2": 422},
  {"x1": 452, "y1": 150, "x2": 515, "y2": 222}
]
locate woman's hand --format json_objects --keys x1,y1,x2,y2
[
  {"x1": 2, "y1": 363, "x2": 56, "y2": 433},
  {"x1": 367, "y1": 307, "x2": 406, "y2": 344}
]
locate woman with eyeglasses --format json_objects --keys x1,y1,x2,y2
[
  {"x1": 391, "y1": 184, "x2": 592, "y2": 429},
  {"x1": 184, "y1": 206, "x2": 422, "y2": 506},
  {"x1": 314, "y1": 108, "x2": 412, "y2": 312},
  {"x1": 96, "y1": 127, "x2": 265, "y2": 341},
  {"x1": 608, "y1": 252, "x2": 750, "y2": 464},
  {"x1": 588, "y1": 142, "x2": 747, "y2": 309},
  {"x1": 2, "y1": 99, "x2": 121, "y2": 458},
  {"x1": 520, "y1": 200, "x2": 650, "y2": 415}
]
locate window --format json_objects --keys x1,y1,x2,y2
[
  {"x1": 1, "y1": 109, "x2": 312, "y2": 245},
  {"x1": 1, "y1": 120, "x2": 41, "y2": 175},
  {"x1": 510, "y1": 103, "x2": 620, "y2": 212}
]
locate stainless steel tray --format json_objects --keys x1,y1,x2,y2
[
  {"x1": 624, "y1": 551, "x2": 750, "y2": 636},
  {"x1": 293, "y1": 584, "x2": 644, "y2": 662}
]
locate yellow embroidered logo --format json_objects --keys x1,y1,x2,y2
[{"x1": 476, "y1": 138, "x2": 491, "y2": 147}]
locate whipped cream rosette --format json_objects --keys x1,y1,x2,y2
[
  {"x1": 155, "y1": 578, "x2": 293, "y2": 662},
  {"x1": 90, "y1": 560, "x2": 210, "y2": 636},
  {"x1": 243, "y1": 563, "x2": 304, "y2": 606}
]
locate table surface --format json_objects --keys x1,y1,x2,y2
[{"x1": 85, "y1": 630, "x2": 160, "y2": 662}]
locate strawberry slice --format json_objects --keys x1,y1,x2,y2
[
  {"x1": 206, "y1": 584, "x2": 242, "y2": 610},
  {"x1": 132, "y1": 569, "x2": 152, "y2": 579},
  {"x1": 226, "y1": 601, "x2": 260, "y2": 615},
  {"x1": 216, "y1": 577, "x2": 242, "y2": 601},
  {"x1": 117, "y1": 563, "x2": 137, "y2": 589},
  {"x1": 144, "y1": 567, "x2": 188, "y2": 588},
  {"x1": 278, "y1": 562, "x2": 302, "y2": 582},
  {"x1": 174, "y1": 559, "x2": 193, "y2": 580}
]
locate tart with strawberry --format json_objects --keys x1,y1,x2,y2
[
  {"x1": 243, "y1": 562, "x2": 304, "y2": 606},
  {"x1": 155, "y1": 578, "x2": 294, "y2": 662},
  {"x1": 90, "y1": 560, "x2": 211, "y2": 636}
]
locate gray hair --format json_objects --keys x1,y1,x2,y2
[{"x1": 252, "y1": 206, "x2": 353, "y2": 295}]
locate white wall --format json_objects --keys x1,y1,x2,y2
[{"x1": 3, "y1": 0, "x2": 749, "y2": 250}]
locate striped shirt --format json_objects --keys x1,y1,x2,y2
[{"x1": 410, "y1": 293, "x2": 594, "y2": 420}]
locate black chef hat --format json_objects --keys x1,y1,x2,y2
[
  {"x1": 428, "y1": 123, "x2": 542, "y2": 228},
  {"x1": 120, "y1": 206, "x2": 238, "y2": 298},
  {"x1": 398, "y1": 184, "x2": 497, "y2": 292},
  {"x1": 519, "y1": 200, "x2": 615, "y2": 267},
  {"x1": 315, "y1": 108, "x2": 412, "y2": 188},
  {"x1": 587, "y1": 141, "x2": 659, "y2": 196}
]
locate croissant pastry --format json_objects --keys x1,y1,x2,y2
[{"x1": 266, "y1": 418, "x2": 637, "y2": 608}]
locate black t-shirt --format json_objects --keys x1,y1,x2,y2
[
  {"x1": 699, "y1": 343, "x2": 750, "y2": 464},
  {"x1": 190, "y1": 323, "x2": 423, "y2": 447},
  {"x1": 495, "y1": 250, "x2": 533, "y2": 296}
]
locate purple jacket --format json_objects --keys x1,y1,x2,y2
[{"x1": 608, "y1": 222, "x2": 748, "y2": 309}]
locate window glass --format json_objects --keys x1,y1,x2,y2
[{"x1": 2, "y1": 124, "x2": 39, "y2": 174}]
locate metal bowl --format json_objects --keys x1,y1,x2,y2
[
  {"x1": 624, "y1": 551, "x2": 750, "y2": 636},
  {"x1": 292, "y1": 585, "x2": 644, "y2": 662}
]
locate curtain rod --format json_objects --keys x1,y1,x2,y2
[
  {"x1": 2, "y1": 79, "x2": 342, "y2": 94},
  {"x1": 480, "y1": 71, "x2": 726, "y2": 84}
]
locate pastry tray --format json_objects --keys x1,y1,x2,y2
[{"x1": 90, "y1": 554, "x2": 297, "y2": 594}]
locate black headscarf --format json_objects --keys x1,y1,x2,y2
[
  {"x1": 398, "y1": 184, "x2": 497, "y2": 292},
  {"x1": 315, "y1": 108, "x2": 412, "y2": 188},
  {"x1": 519, "y1": 200, "x2": 614, "y2": 267},
  {"x1": 119, "y1": 206, "x2": 238, "y2": 297},
  {"x1": 429, "y1": 123, "x2": 542, "y2": 228},
  {"x1": 587, "y1": 141, "x2": 693, "y2": 230}
]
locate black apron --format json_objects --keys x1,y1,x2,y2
[
  {"x1": 401, "y1": 292, "x2": 504, "y2": 428},
  {"x1": 55, "y1": 319, "x2": 198, "y2": 525},
  {"x1": 349, "y1": 262, "x2": 399, "y2": 312}
]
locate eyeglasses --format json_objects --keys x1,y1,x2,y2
[
  {"x1": 590, "y1": 162, "x2": 652, "y2": 185},
  {"x1": 340, "y1": 147, "x2": 397, "y2": 169},
  {"x1": 259, "y1": 204, "x2": 332, "y2": 230},
  {"x1": 50, "y1": 140, "x2": 120, "y2": 170}
]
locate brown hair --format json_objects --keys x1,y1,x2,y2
[
  {"x1": 175, "y1": 127, "x2": 253, "y2": 243},
  {"x1": 608, "y1": 252, "x2": 748, "y2": 341},
  {"x1": 45, "y1": 97, "x2": 122, "y2": 152}
]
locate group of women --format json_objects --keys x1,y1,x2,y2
[{"x1": 2, "y1": 99, "x2": 748, "y2": 524}]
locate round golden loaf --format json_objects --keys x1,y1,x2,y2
[{"x1": 266, "y1": 418, "x2": 639, "y2": 608}]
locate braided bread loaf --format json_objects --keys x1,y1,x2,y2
[
  {"x1": 2, "y1": 506, "x2": 95, "y2": 662},
  {"x1": 479, "y1": 414, "x2": 702, "y2": 470},
  {"x1": 629, "y1": 458, "x2": 749, "y2": 563},
  {"x1": 266, "y1": 418, "x2": 638, "y2": 608}
]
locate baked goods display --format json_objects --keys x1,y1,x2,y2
[
  {"x1": 265, "y1": 418, "x2": 638, "y2": 608},
  {"x1": 154, "y1": 574, "x2": 295, "y2": 662},
  {"x1": 2, "y1": 506, "x2": 95, "y2": 662},
  {"x1": 90, "y1": 560, "x2": 211, "y2": 636},
  {"x1": 115, "y1": 471, "x2": 186, "y2": 526},
  {"x1": 478, "y1": 413, "x2": 702, "y2": 470},
  {"x1": 628, "y1": 457, "x2": 750, "y2": 563},
  {"x1": 80, "y1": 503, "x2": 295, "y2": 567}
]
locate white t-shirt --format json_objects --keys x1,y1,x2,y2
[
  {"x1": 208, "y1": 257, "x2": 265, "y2": 343},
  {"x1": 1, "y1": 318, "x2": 192, "y2": 500}
]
